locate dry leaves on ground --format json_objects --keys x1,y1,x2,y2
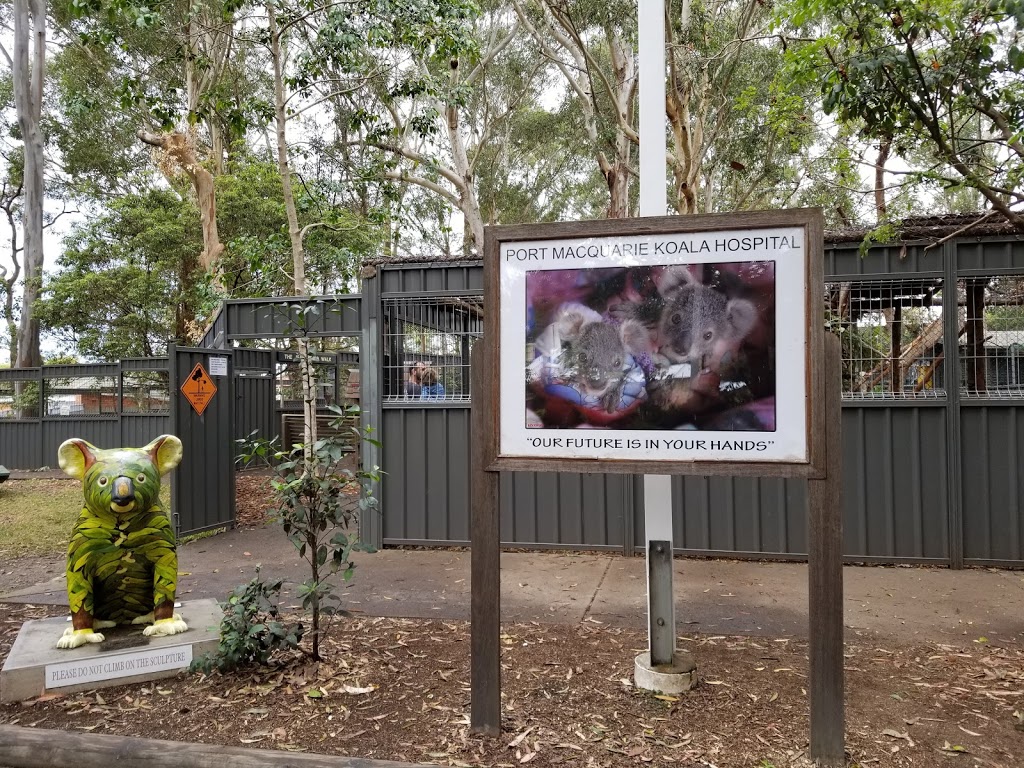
[{"x1": 1, "y1": 602, "x2": 1022, "y2": 767}]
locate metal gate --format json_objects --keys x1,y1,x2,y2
[{"x1": 168, "y1": 345, "x2": 235, "y2": 536}]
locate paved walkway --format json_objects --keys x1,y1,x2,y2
[{"x1": 4, "y1": 524, "x2": 1023, "y2": 645}]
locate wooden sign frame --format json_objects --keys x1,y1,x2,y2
[{"x1": 482, "y1": 209, "x2": 825, "y2": 479}]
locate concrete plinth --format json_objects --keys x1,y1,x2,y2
[
  {"x1": 0, "y1": 599, "x2": 222, "y2": 702},
  {"x1": 634, "y1": 651, "x2": 698, "y2": 695}
]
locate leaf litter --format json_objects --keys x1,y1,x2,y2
[{"x1": 0, "y1": 602, "x2": 1022, "y2": 766}]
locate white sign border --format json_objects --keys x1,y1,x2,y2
[{"x1": 483, "y1": 211, "x2": 824, "y2": 476}]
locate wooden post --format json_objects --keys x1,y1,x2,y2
[
  {"x1": 0, "y1": 724, "x2": 426, "y2": 768},
  {"x1": 890, "y1": 303, "x2": 902, "y2": 393},
  {"x1": 808, "y1": 333, "x2": 844, "y2": 765},
  {"x1": 966, "y1": 280, "x2": 986, "y2": 394},
  {"x1": 470, "y1": 341, "x2": 501, "y2": 735}
]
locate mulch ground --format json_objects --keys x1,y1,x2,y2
[
  {"x1": 3, "y1": 473, "x2": 1023, "y2": 766},
  {"x1": 1, "y1": 601, "x2": 1022, "y2": 768}
]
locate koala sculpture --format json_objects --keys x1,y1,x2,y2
[{"x1": 56, "y1": 435, "x2": 187, "y2": 649}]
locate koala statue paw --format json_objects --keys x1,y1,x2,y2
[
  {"x1": 57, "y1": 627, "x2": 105, "y2": 649},
  {"x1": 93, "y1": 619, "x2": 117, "y2": 629},
  {"x1": 130, "y1": 612, "x2": 155, "y2": 626},
  {"x1": 142, "y1": 614, "x2": 188, "y2": 637}
]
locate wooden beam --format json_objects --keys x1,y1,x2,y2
[
  {"x1": 0, "y1": 725, "x2": 428, "y2": 768},
  {"x1": 808, "y1": 334, "x2": 845, "y2": 765},
  {"x1": 470, "y1": 340, "x2": 501, "y2": 735}
]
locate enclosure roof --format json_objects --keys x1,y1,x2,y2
[
  {"x1": 361, "y1": 213, "x2": 1022, "y2": 268},
  {"x1": 825, "y1": 212, "x2": 1023, "y2": 244}
]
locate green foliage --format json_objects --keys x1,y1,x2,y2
[
  {"x1": 36, "y1": 188, "x2": 212, "y2": 359},
  {"x1": 780, "y1": 0, "x2": 1024, "y2": 222},
  {"x1": 236, "y1": 405, "x2": 380, "y2": 661},
  {"x1": 216, "y1": 159, "x2": 381, "y2": 297},
  {"x1": 191, "y1": 569, "x2": 303, "y2": 673}
]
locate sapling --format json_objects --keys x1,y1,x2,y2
[{"x1": 238, "y1": 404, "x2": 380, "y2": 661}]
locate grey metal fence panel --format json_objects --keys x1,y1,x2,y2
[
  {"x1": 0, "y1": 421, "x2": 42, "y2": 468},
  {"x1": 667, "y1": 476, "x2": 808, "y2": 556},
  {"x1": 233, "y1": 349, "x2": 276, "y2": 447},
  {"x1": 379, "y1": 262, "x2": 484, "y2": 294},
  {"x1": 42, "y1": 419, "x2": 120, "y2": 467},
  {"x1": 842, "y1": 405, "x2": 949, "y2": 560},
  {"x1": 169, "y1": 347, "x2": 235, "y2": 536},
  {"x1": 500, "y1": 471, "x2": 627, "y2": 549},
  {"x1": 380, "y1": 406, "x2": 472, "y2": 543},
  {"x1": 955, "y1": 238, "x2": 1024, "y2": 271},
  {"x1": 961, "y1": 404, "x2": 1024, "y2": 563},
  {"x1": 121, "y1": 415, "x2": 173, "y2": 448},
  {"x1": 225, "y1": 297, "x2": 362, "y2": 338}
]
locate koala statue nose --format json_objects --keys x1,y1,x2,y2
[{"x1": 111, "y1": 477, "x2": 135, "y2": 506}]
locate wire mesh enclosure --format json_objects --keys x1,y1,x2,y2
[
  {"x1": 828, "y1": 278, "x2": 946, "y2": 399},
  {"x1": 382, "y1": 294, "x2": 483, "y2": 403},
  {"x1": 959, "y1": 276, "x2": 1024, "y2": 398}
]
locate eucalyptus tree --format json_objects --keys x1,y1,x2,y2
[
  {"x1": 512, "y1": 0, "x2": 638, "y2": 218},
  {"x1": 781, "y1": 0, "x2": 1024, "y2": 230},
  {"x1": 35, "y1": 188, "x2": 207, "y2": 359},
  {"x1": 1, "y1": 0, "x2": 46, "y2": 367},
  {"x1": 59, "y1": 0, "x2": 274, "y2": 279},
  {"x1": 665, "y1": 0, "x2": 825, "y2": 214},
  {"x1": 291, "y1": 0, "x2": 521, "y2": 253}
]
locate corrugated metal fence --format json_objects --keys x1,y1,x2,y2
[{"x1": 365, "y1": 234, "x2": 1024, "y2": 567}]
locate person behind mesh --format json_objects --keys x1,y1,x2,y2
[
  {"x1": 405, "y1": 362, "x2": 426, "y2": 398},
  {"x1": 419, "y1": 366, "x2": 445, "y2": 400}
]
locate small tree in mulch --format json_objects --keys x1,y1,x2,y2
[{"x1": 229, "y1": 404, "x2": 380, "y2": 662}]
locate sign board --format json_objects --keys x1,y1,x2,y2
[
  {"x1": 482, "y1": 210, "x2": 824, "y2": 477},
  {"x1": 45, "y1": 644, "x2": 193, "y2": 689},
  {"x1": 180, "y1": 362, "x2": 217, "y2": 416},
  {"x1": 208, "y1": 356, "x2": 228, "y2": 377}
]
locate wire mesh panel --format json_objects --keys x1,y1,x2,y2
[
  {"x1": 827, "y1": 278, "x2": 946, "y2": 399},
  {"x1": 959, "y1": 276, "x2": 1024, "y2": 398},
  {"x1": 121, "y1": 370, "x2": 170, "y2": 414},
  {"x1": 44, "y1": 374, "x2": 118, "y2": 416},
  {"x1": 382, "y1": 294, "x2": 483, "y2": 403}
]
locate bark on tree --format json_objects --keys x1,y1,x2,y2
[
  {"x1": 11, "y1": 0, "x2": 45, "y2": 368},
  {"x1": 874, "y1": 138, "x2": 891, "y2": 221},
  {"x1": 512, "y1": 1, "x2": 637, "y2": 218},
  {"x1": 268, "y1": 2, "x2": 317, "y2": 452},
  {"x1": 137, "y1": 130, "x2": 225, "y2": 284},
  {"x1": 0, "y1": 181, "x2": 23, "y2": 365}
]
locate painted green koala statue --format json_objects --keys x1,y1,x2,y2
[{"x1": 56, "y1": 435, "x2": 187, "y2": 649}]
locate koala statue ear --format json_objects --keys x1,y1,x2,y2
[
  {"x1": 726, "y1": 298, "x2": 757, "y2": 338},
  {"x1": 142, "y1": 434, "x2": 183, "y2": 476},
  {"x1": 58, "y1": 439, "x2": 99, "y2": 480}
]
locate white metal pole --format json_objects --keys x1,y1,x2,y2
[{"x1": 637, "y1": 0, "x2": 675, "y2": 667}]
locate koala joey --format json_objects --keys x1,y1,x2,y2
[
  {"x1": 531, "y1": 303, "x2": 646, "y2": 413},
  {"x1": 614, "y1": 267, "x2": 757, "y2": 375},
  {"x1": 658, "y1": 268, "x2": 757, "y2": 372}
]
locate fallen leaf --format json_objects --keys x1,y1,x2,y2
[{"x1": 342, "y1": 684, "x2": 375, "y2": 695}]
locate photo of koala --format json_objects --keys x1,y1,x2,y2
[
  {"x1": 525, "y1": 262, "x2": 775, "y2": 430},
  {"x1": 56, "y1": 434, "x2": 187, "y2": 649}
]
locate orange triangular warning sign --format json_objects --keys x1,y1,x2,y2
[{"x1": 181, "y1": 362, "x2": 217, "y2": 416}]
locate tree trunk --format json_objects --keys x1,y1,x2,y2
[
  {"x1": 137, "y1": 130, "x2": 225, "y2": 285},
  {"x1": 268, "y1": 2, "x2": 317, "y2": 452},
  {"x1": 445, "y1": 100, "x2": 484, "y2": 252},
  {"x1": 12, "y1": 0, "x2": 45, "y2": 368},
  {"x1": 1, "y1": 183, "x2": 23, "y2": 365},
  {"x1": 874, "y1": 137, "x2": 891, "y2": 221}
]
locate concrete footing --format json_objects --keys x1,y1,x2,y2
[
  {"x1": 633, "y1": 651, "x2": 698, "y2": 694},
  {"x1": 0, "y1": 598, "x2": 222, "y2": 702}
]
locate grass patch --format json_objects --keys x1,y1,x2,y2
[
  {"x1": 0, "y1": 480, "x2": 171, "y2": 556},
  {"x1": 0, "y1": 480, "x2": 80, "y2": 556}
]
